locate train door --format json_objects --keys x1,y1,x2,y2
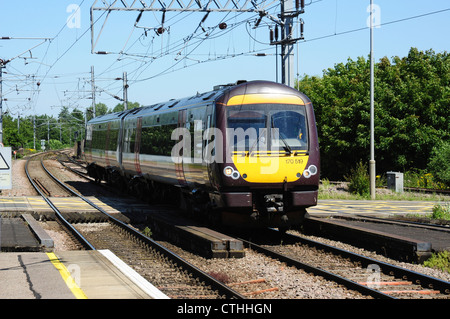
[
  {"x1": 176, "y1": 109, "x2": 187, "y2": 186},
  {"x1": 117, "y1": 114, "x2": 126, "y2": 169},
  {"x1": 105, "y1": 122, "x2": 111, "y2": 167},
  {"x1": 133, "y1": 117, "x2": 142, "y2": 175},
  {"x1": 204, "y1": 104, "x2": 214, "y2": 185}
]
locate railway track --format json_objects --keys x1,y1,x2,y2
[
  {"x1": 55, "y1": 151, "x2": 90, "y2": 179},
  {"x1": 26, "y1": 154, "x2": 73, "y2": 198},
  {"x1": 25, "y1": 152, "x2": 244, "y2": 299},
  {"x1": 235, "y1": 229, "x2": 450, "y2": 299}
]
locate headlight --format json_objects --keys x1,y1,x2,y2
[
  {"x1": 303, "y1": 165, "x2": 318, "y2": 178},
  {"x1": 308, "y1": 165, "x2": 318, "y2": 175},
  {"x1": 224, "y1": 166, "x2": 233, "y2": 177},
  {"x1": 223, "y1": 166, "x2": 240, "y2": 180}
]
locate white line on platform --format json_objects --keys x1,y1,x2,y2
[{"x1": 98, "y1": 249, "x2": 170, "y2": 299}]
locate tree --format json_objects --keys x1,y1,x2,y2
[
  {"x1": 428, "y1": 142, "x2": 450, "y2": 187},
  {"x1": 86, "y1": 102, "x2": 109, "y2": 121},
  {"x1": 297, "y1": 48, "x2": 450, "y2": 180},
  {"x1": 113, "y1": 101, "x2": 140, "y2": 113}
]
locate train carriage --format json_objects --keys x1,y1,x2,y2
[
  {"x1": 85, "y1": 112, "x2": 124, "y2": 183},
  {"x1": 84, "y1": 80, "x2": 320, "y2": 228}
]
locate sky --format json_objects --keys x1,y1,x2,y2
[{"x1": 1, "y1": 0, "x2": 449, "y2": 119}]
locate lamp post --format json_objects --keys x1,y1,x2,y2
[
  {"x1": 0, "y1": 60, "x2": 5, "y2": 145},
  {"x1": 369, "y1": 0, "x2": 376, "y2": 199}
]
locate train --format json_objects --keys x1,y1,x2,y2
[{"x1": 84, "y1": 80, "x2": 320, "y2": 229}]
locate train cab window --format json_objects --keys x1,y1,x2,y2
[
  {"x1": 270, "y1": 109, "x2": 308, "y2": 152},
  {"x1": 227, "y1": 110, "x2": 267, "y2": 152},
  {"x1": 226, "y1": 104, "x2": 308, "y2": 153}
]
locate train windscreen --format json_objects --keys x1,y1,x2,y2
[{"x1": 227, "y1": 104, "x2": 308, "y2": 154}]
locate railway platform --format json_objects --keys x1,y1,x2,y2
[
  {"x1": 0, "y1": 197, "x2": 169, "y2": 299},
  {"x1": 0, "y1": 196, "x2": 148, "y2": 215},
  {"x1": 305, "y1": 199, "x2": 449, "y2": 263},
  {"x1": 0, "y1": 249, "x2": 168, "y2": 299},
  {"x1": 307, "y1": 199, "x2": 436, "y2": 217}
]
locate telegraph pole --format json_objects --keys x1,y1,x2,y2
[
  {"x1": 91, "y1": 1, "x2": 306, "y2": 88},
  {"x1": 123, "y1": 71, "x2": 128, "y2": 110},
  {"x1": 0, "y1": 61, "x2": 3, "y2": 145},
  {"x1": 281, "y1": 0, "x2": 294, "y2": 87},
  {"x1": 270, "y1": 0, "x2": 304, "y2": 87},
  {"x1": 33, "y1": 116, "x2": 36, "y2": 150},
  {"x1": 91, "y1": 66, "x2": 96, "y2": 118}
]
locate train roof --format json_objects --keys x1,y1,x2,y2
[
  {"x1": 87, "y1": 81, "x2": 236, "y2": 125},
  {"x1": 87, "y1": 80, "x2": 307, "y2": 124},
  {"x1": 123, "y1": 86, "x2": 225, "y2": 119}
]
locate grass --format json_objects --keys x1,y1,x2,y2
[
  {"x1": 319, "y1": 179, "x2": 450, "y2": 202},
  {"x1": 423, "y1": 251, "x2": 450, "y2": 274},
  {"x1": 431, "y1": 202, "x2": 450, "y2": 220},
  {"x1": 422, "y1": 205, "x2": 450, "y2": 273}
]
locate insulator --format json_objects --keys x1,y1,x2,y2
[
  {"x1": 254, "y1": 16, "x2": 262, "y2": 28},
  {"x1": 274, "y1": 25, "x2": 279, "y2": 40},
  {"x1": 296, "y1": 0, "x2": 299, "y2": 10},
  {"x1": 136, "y1": 11, "x2": 143, "y2": 23},
  {"x1": 201, "y1": 12, "x2": 210, "y2": 23},
  {"x1": 270, "y1": 29, "x2": 274, "y2": 42},
  {"x1": 300, "y1": 19, "x2": 304, "y2": 37},
  {"x1": 219, "y1": 22, "x2": 227, "y2": 30}
]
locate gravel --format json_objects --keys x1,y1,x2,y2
[
  {"x1": 159, "y1": 241, "x2": 368, "y2": 299},
  {"x1": 2, "y1": 159, "x2": 37, "y2": 197},
  {"x1": 287, "y1": 230, "x2": 450, "y2": 283}
]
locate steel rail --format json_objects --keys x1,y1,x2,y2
[
  {"x1": 351, "y1": 214, "x2": 450, "y2": 233},
  {"x1": 239, "y1": 236, "x2": 395, "y2": 299},
  {"x1": 277, "y1": 229, "x2": 450, "y2": 296},
  {"x1": 25, "y1": 154, "x2": 95, "y2": 250},
  {"x1": 39, "y1": 153, "x2": 245, "y2": 299}
]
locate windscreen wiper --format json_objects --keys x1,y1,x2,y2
[
  {"x1": 271, "y1": 118, "x2": 292, "y2": 155},
  {"x1": 247, "y1": 129, "x2": 267, "y2": 157}
]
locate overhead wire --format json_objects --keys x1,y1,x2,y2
[
  {"x1": 7, "y1": 1, "x2": 449, "y2": 117},
  {"x1": 300, "y1": 6, "x2": 450, "y2": 44}
]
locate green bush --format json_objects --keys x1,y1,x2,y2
[
  {"x1": 345, "y1": 161, "x2": 370, "y2": 196},
  {"x1": 428, "y1": 142, "x2": 450, "y2": 189},
  {"x1": 423, "y1": 251, "x2": 450, "y2": 274},
  {"x1": 48, "y1": 139, "x2": 64, "y2": 150},
  {"x1": 432, "y1": 203, "x2": 450, "y2": 220}
]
